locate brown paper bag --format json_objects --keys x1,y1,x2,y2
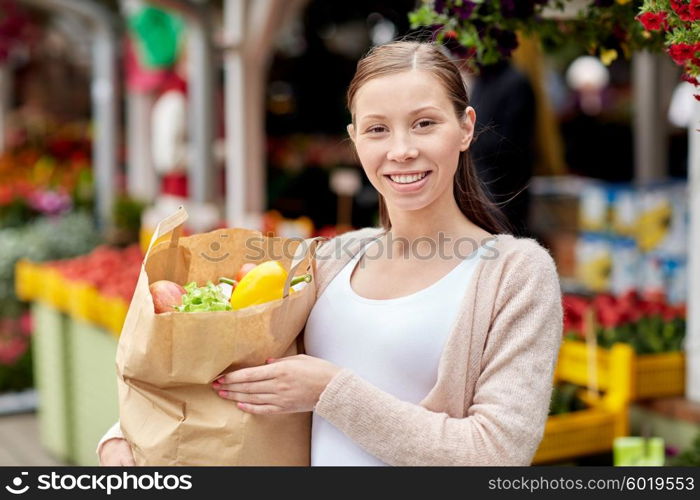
[{"x1": 115, "y1": 207, "x2": 324, "y2": 465}]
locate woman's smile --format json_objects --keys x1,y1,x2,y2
[{"x1": 384, "y1": 170, "x2": 433, "y2": 192}]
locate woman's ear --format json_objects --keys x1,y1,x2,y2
[
  {"x1": 347, "y1": 123, "x2": 356, "y2": 144},
  {"x1": 459, "y1": 107, "x2": 476, "y2": 152}
]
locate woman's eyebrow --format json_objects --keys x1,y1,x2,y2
[
  {"x1": 409, "y1": 105, "x2": 443, "y2": 115},
  {"x1": 358, "y1": 106, "x2": 444, "y2": 123}
]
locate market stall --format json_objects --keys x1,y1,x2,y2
[{"x1": 2, "y1": 0, "x2": 700, "y2": 467}]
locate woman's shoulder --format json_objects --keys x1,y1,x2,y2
[
  {"x1": 315, "y1": 226, "x2": 385, "y2": 260},
  {"x1": 492, "y1": 233, "x2": 556, "y2": 265},
  {"x1": 473, "y1": 234, "x2": 562, "y2": 318},
  {"x1": 486, "y1": 233, "x2": 559, "y2": 280},
  {"x1": 312, "y1": 227, "x2": 385, "y2": 290}
]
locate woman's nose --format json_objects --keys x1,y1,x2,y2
[{"x1": 386, "y1": 137, "x2": 418, "y2": 162}]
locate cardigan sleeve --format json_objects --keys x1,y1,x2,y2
[
  {"x1": 95, "y1": 421, "x2": 125, "y2": 458},
  {"x1": 313, "y1": 244, "x2": 563, "y2": 466}
]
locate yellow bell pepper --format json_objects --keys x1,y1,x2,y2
[{"x1": 222, "y1": 261, "x2": 311, "y2": 310}]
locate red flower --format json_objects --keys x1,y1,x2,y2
[
  {"x1": 591, "y1": 293, "x2": 626, "y2": 328},
  {"x1": 637, "y1": 11, "x2": 668, "y2": 31},
  {"x1": 616, "y1": 290, "x2": 641, "y2": 323},
  {"x1": 597, "y1": 303, "x2": 624, "y2": 329},
  {"x1": 668, "y1": 43, "x2": 697, "y2": 64},
  {"x1": 662, "y1": 304, "x2": 686, "y2": 321},
  {"x1": 638, "y1": 298, "x2": 666, "y2": 317},
  {"x1": 682, "y1": 72, "x2": 700, "y2": 86},
  {"x1": 690, "y1": 0, "x2": 700, "y2": 20},
  {"x1": 563, "y1": 295, "x2": 590, "y2": 333},
  {"x1": 0, "y1": 185, "x2": 13, "y2": 206},
  {"x1": 694, "y1": 94, "x2": 700, "y2": 101},
  {"x1": 671, "y1": 0, "x2": 695, "y2": 21}
]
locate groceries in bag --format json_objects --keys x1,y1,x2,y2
[
  {"x1": 117, "y1": 206, "x2": 324, "y2": 465},
  {"x1": 149, "y1": 260, "x2": 312, "y2": 313}
]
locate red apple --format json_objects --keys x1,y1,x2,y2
[
  {"x1": 235, "y1": 263, "x2": 257, "y2": 282},
  {"x1": 149, "y1": 280, "x2": 186, "y2": 313}
]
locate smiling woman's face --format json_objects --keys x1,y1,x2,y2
[{"x1": 348, "y1": 70, "x2": 475, "y2": 215}]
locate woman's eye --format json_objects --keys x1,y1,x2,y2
[
  {"x1": 367, "y1": 125, "x2": 387, "y2": 134},
  {"x1": 415, "y1": 119, "x2": 435, "y2": 129}
]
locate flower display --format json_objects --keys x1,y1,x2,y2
[
  {"x1": 0, "y1": 0, "x2": 36, "y2": 63},
  {"x1": 637, "y1": 1, "x2": 700, "y2": 96},
  {"x1": 46, "y1": 244, "x2": 143, "y2": 302},
  {"x1": 410, "y1": 1, "x2": 664, "y2": 72},
  {"x1": 563, "y1": 291, "x2": 686, "y2": 353},
  {"x1": 0, "y1": 123, "x2": 93, "y2": 227}
]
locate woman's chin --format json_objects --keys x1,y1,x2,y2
[{"x1": 383, "y1": 197, "x2": 432, "y2": 214}]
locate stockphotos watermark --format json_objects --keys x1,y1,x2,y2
[
  {"x1": 200, "y1": 231, "x2": 500, "y2": 266},
  {"x1": 4, "y1": 470, "x2": 192, "y2": 496}
]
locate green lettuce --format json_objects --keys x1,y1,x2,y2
[{"x1": 175, "y1": 281, "x2": 232, "y2": 312}]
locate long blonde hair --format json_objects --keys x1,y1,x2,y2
[{"x1": 346, "y1": 41, "x2": 511, "y2": 234}]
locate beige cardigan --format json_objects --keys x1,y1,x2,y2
[{"x1": 99, "y1": 227, "x2": 563, "y2": 466}]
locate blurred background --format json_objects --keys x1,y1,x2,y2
[{"x1": 1, "y1": 0, "x2": 699, "y2": 466}]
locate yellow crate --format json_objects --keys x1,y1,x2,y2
[
  {"x1": 533, "y1": 343, "x2": 633, "y2": 464},
  {"x1": 634, "y1": 351, "x2": 685, "y2": 399},
  {"x1": 535, "y1": 409, "x2": 619, "y2": 464},
  {"x1": 97, "y1": 295, "x2": 129, "y2": 338},
  {"x1": 42, "y1": 268, "x2": 71, "y2": 313},
  {"x1": 556, "y1": 340, "x2": 613, "y2": 391},
  {"x1": 15, "y1": 259, "x2": 41, "y2": 301},
  {"x1": 557, "y1": 339, "x2": 685, "y2": 400},
  {"x1": 68, "y1": 283, "x2": 101, "y2": 324}
]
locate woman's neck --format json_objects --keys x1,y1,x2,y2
[{"x1": 383, "y1": 197, "x2": 493, "y2": 258}]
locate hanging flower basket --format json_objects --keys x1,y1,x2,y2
[{"x1": 409, "y1": 1, "x2": 698, "y2": 95}]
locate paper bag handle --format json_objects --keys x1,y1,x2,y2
[
  {"x1": 144, "y1": 206, "x2": 189, "y2": 260},
  {"x1": 283, "y1": 236, "x2": 327, "y2": 298}
]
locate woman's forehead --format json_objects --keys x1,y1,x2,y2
[{"x1": 353, "y1": 70, "x2": 451, "y2": 118}]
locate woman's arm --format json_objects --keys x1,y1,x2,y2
[
  {"x1": 314, "y1": 245, "x2": 563, "y2": 466},
  {"x1": 96, "y1": 421, "x2": 124, "y2": 455},
  {"x1": 96, "y1": 421, "x2": 134, "y2": 466}
]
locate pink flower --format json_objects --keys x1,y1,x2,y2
[
  {"x1": 19, "y1": 313, "x2": 32, "y2": 337},
  {"x1": 27, "y1": 189, "x2": 72, "y2": 215},
  {"x1": 0, "y1": 336, "x2": 28, "y2": 366}
]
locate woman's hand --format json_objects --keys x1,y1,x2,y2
[
  {"x1": 213, "y1": 354, "x2": 341, "y2": 415},
  {"x1": 99, "y1": 438, "x2": 135, "y2": 466}
]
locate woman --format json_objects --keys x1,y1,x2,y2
[{"x1": 99, "y1": 41, "x2": 562, "y2": 466}]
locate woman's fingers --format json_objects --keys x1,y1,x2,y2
[
  {"x1": 213, "y1": 379, "x2": 276, "y2": 394},
  {"x1": 217, "y1": 390, "x2": 276, "y2": 405},
  {"x1": 99, "y1": 438, "x2": 135, "y2": 467},
  {"x1": 217, "y1": 364, "x2": 277, "y2": 385},
  {"x1": 235, "y1": 402, "x2": 285, "y2": 415}
]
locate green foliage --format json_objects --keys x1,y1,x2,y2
[
  {"x1": 671, "y1": 432, "x2": 700, "y2": 466},
  {"x1": 0, "y1": 212, "x2": 102, "y2": 302},
  {"x1": 409, "y1": 0, "x2": 665, "y2": 72},
  {"x1": 113, "y1": 195, "x2": 146, "y2": 233},
  {"x1": 595, "y1": 316, "x2": 686, "y2": 354},
  {"x1": 0, "y1": 345, "x2": 33, "y2": 393},
  {"x1": 549, "y1": 382, "x2": 588, "y2": 415}
]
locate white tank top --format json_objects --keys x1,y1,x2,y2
[{"x1": 304, "y1": 237, "x2": 484, "y2": 466}]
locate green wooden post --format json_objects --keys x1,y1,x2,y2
[
  {"x1": 66, "y1": 317, "x2": 119, "y2": 466},
  {"x1": 31, "y1": 302, "x2": 73, "y2": 462}
]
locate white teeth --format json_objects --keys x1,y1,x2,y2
[{"x1": 389, "y1": 172, "x2": 428, "y2": 184}]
